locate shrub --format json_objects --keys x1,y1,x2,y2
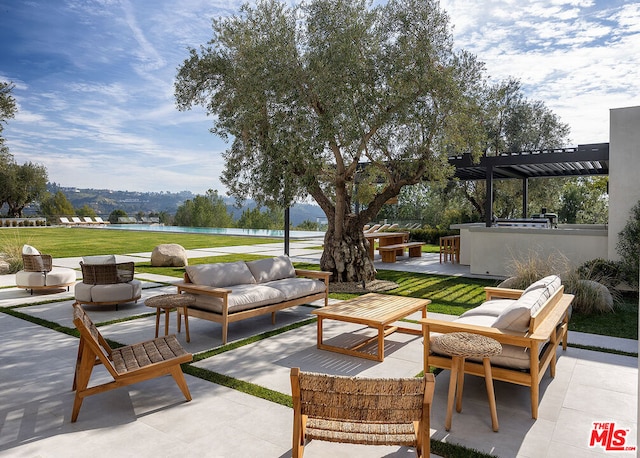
[
  {"x1": 506, "y1": 249, "x2": 619, "y2": 314},
  {"x1": 0, "y1": 234, "x2": 27, "y2": 273},
  {"x1": 408, "y1": 228, "x2": 458, "y2": 244},
  {"x1": 616, "y1": 201, "x2": 640, "y2": 289}
]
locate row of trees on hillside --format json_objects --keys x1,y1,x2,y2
[{"x1": 174, "y1": 0, "x2": 579, "y2": 282}]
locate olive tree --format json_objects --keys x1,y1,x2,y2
[
  {"x1": 455, "y1": 78, "x2": 571, "y2": 220},
  {"x1": 175, "y1": 0, "x2": 486, "y2": 282}
]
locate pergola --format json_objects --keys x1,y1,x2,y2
[{"x1": 447, "y1": 143, "x2": 610, "y2": 226}]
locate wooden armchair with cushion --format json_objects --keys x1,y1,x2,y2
[
  {"x1": 71, "y1": 303, "x2": 193, "y2": 422},
  {"x1": 16, "y1": 244, "x2": 76, "y2": 294},
  {"x1": 290, "y1": 368, "x2": 435, "y2": 457},
  {"x1": 74, "y1": 255, "x2": 142, "y2": 309}
]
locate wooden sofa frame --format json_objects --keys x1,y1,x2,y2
[
  {"x1": 421, "y1": 285, "x2": 574, "y2": 419},
  {"x1": 175, "y1": 269, "x2": 331, "y2": 344}
]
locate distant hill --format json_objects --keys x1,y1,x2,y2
[{"x1": 46, "y1": 184, "x2": 325, "y2": 226}]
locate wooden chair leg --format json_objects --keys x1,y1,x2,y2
[
  {"x1": 170, "y1": 366, "x2": 192, "y2": 401},
  {"x1": 71, "y1": 345, "x2": 96, "y2": 422},
  {"x1": 445, "y1": 357, "x2": 460, "y2": 431},
  {"x1": 483, "y1": 357, "x2": 499, "y2": 432},
  {"x1": 455, "y1": 357, "x2": 465, "y2": 413}
]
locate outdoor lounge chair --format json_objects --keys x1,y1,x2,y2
[
  {"x1": 74, "y1": 256, "x2": 142, "y2": 309},
  {"x1": 71, "y1": 303, "x2": 193, "y2": 422},
  {"x1": 16, "y1": 245, "x2": 76, "y2": 294},
  {"x1": 290, "y1": 368, "x2": 435, "y2": 457}
]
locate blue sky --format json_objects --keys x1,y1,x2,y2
[{"x1": 1, "y1": 0, "x2": 639, "y2": 194}]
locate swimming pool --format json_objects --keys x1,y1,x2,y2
[{"x1": 101, "y1": 224, "x2": 326, "y2": 239}]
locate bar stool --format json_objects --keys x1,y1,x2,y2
[{"x1": 434, "y1": 332, "x2": 502, "y2": 432}]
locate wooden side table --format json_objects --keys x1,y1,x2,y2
[
  {"x1": 434, "y1": 332, "x2": 502, "y2": 432},
  {"x1": 145, "y1": 293, "x2": 195, "y2": 342}
]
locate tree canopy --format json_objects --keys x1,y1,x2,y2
[
  {"x1": 173, "y1": 189, "x2": 234, "y2": 228},
  {"x1": 174, "y1": 0, "x2": 502, "y2": 281}
]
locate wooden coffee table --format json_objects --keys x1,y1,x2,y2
[{"x1": 312, "y1": 293, "x2": 430, "y2": 361}]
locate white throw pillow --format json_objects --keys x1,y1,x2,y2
[
  {"x1": 82, "y1": 255, "x2": 116, "y2": 265},
  {"x1": 246, "y1": 256, "x2": 296, "y2": 283},
  {"x1": 186, "y1": 261, "x2": 256, "y2": 288},
  {"x1": 22, "y1": 244, "x2": 40, "y2": 255}
]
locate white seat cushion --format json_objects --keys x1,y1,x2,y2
[
  {"x1": 74, "y1": 280, "x2": 141, "y2": 303},
  {"x1": 262, "y1": 278, "x2": 326, "y2": 301},
  {"x1": 191, "y1": 284, "x2": 285, "y2": 314},
  {"x1": 16, "y1": 270, "x2": 45, "y2": 287},
  {"x1": 45, "y1": 267, "x2": 77, "y2": 286}
]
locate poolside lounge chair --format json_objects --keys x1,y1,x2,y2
[
  {"x1": 71, "y1": 303, "x2": 192, "y2": 422},
  {"x1": 364, "y1": 224, "x2": 381, "y2": 233},
  {"x1": 71, "y1": 217, "x2": 86, "y2": 225},
  {"x1": 93, "y1": 216, "x2": 110, "y2": 224},
  {"x1": 290, "y1": 368, "x2": 435, "y2": 457},
  {"x1": 59, "y1": 217, "x2": 72, "y2": 225}
]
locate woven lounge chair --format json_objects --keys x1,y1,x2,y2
[
  {"x1": 75, "y1": 259, "x2": 142, "y2": 309},
  {"x1": 71, "y1": 303, "x2": 193, "y2": 422},
  {"x1": 16, "y1": 245, "x2": 76, "y2": 294},
  {"x1": 290, "y1": 368, "x2": 435, "y2": 457}
]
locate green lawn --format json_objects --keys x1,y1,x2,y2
[
  {"x1": 3, "y1": 227, "x2": 637, "y2": 341},
  {"x1": 0, "y1": 227, "x2": 280, "y2": 257}
]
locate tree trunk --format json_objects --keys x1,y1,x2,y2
[{"x1": 320, "y1": 220, "x2": 376, "y2": 283}]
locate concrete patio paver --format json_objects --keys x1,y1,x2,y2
[{"x1": 0, "y1": 241, "x2": 637, "y2": 457}]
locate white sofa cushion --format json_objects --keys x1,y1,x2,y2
[
  {"x1": 186, "y1": 261, "x2": 256, "y2": 288},
  {"x1": 246, "y1": 256, "x2": 296, "y2": 283},
  {"x1": 493, "y1": 276, "x2": 562, "y2": 332},
  {"x1": 22, "y1": 244, "x2": 40, "y2": 255},
  {"x1": 75, "y1": 280, "x2": 142, "y2": 303},
  {"x1": 16, "y1": 271, "x2": 45, "y2": 287},
  {"x1": 45, "y1": 267, "x2": 77, "y2": 286},
  {"x1": 523, "y1": 275, "x2": 561, "y2": 295},
  {"x1": 191, "y1": 284, "x2": 285, "y2": 314},
  {"x1": 82, "y1": 254, "x2": 116, "y2": 265},
  {"x1": 262, "y1": 277, "x2": 326, "y2": 301},
  {"x1": 459, "y1": 299, "x2": 516, "y2": 318}
]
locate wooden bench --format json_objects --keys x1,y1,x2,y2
[
  {"x1": 421, "y1": 286, "x2": 574, "y2": 419},
  {"x1": 378, "y1": 242, "x2": 425, "y2": 263},
  {"x1": 71, "y1": 303, "x2": 193, "y2": 422}
]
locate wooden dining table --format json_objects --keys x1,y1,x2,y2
[{"x1": 364, "y1": 231, "x2": 409, "y2": 259}]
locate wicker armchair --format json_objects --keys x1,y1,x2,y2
[
  {"x1": 16, "y1": 252, "x2": 76, "y2": 294},
  {"x1": 74, "y1": 261, "x2": 142, "y2": 309},
  {"x1": 290, "y1": 368, "x2": 435, "y2": 457}
]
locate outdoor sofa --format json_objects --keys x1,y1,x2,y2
[
  {"x1": 175, "y1": 255, "x2": 331, "y2": 344},
  {"x1": 421, "y1": 275, "x2": 574, "y2": 419}
]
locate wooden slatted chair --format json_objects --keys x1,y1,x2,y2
[
  {"x1": 71, "y1": 303, "x2": 193, "y2": 422},
  {"x1": 290, "y1": 368, "x2": 435, "y2": 458}
]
